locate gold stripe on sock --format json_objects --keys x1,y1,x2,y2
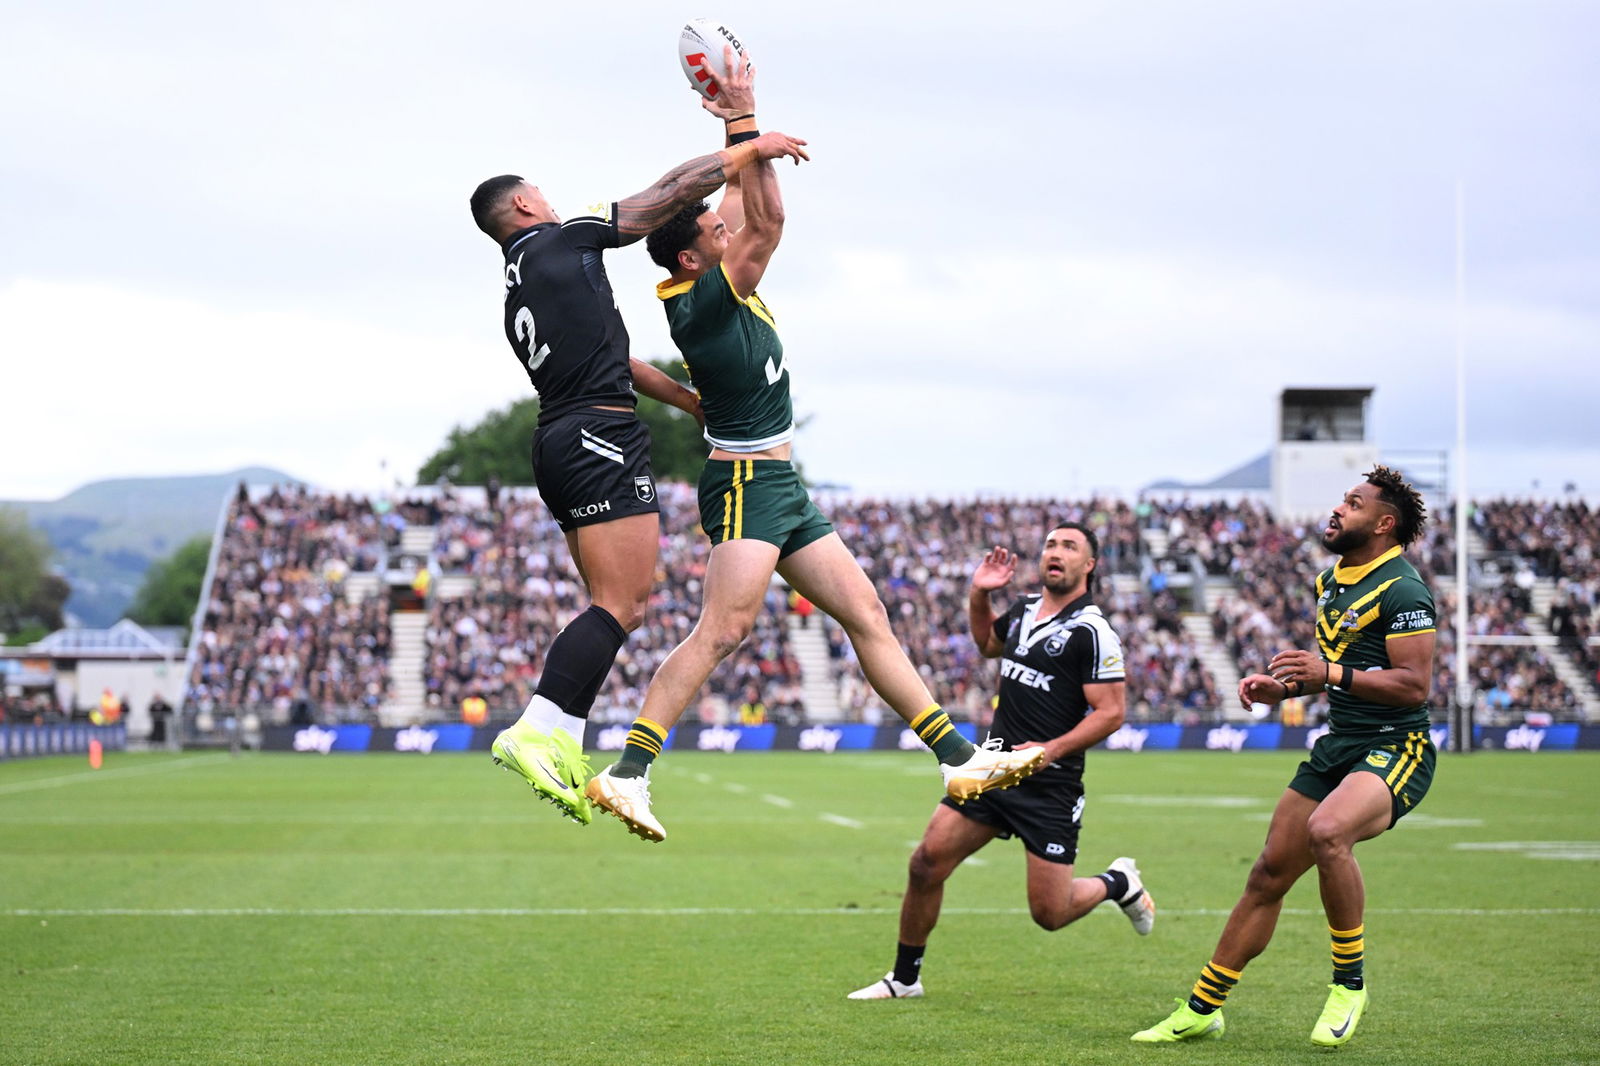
[{"x1": 908, "y1": 705, "x2": 943, "y2": 733}]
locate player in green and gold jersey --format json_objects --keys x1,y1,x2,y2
[
  {"x1": 1133, "y1": 465, "x2": 1437, "y2": 1049},
  {"x1": 580, "y1": 48, "x2": 1044, "y2": 842}
]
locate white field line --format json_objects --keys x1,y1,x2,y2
[
  {"x1": 5, "y1": 906, "x2": 1596, "y2": 919},
  {"x1": 760, "y1": 794, "x2": 794, "y2": 808},
  {"x1": 0, "y1": 754, "x2": 232, "y2": 796},
  {"x1": 820, "y1": 813, "x2": 864, "y2": 829}
]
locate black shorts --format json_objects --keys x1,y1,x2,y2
[
  {"x1": 940, "y1": 777, "x2": 1086, "y2": 864},
  {"x1": 531, "y1": 409, "x2": 659, "y2": 533}
]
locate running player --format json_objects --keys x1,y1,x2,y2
[
  {"x1": 581, "y1": 50, "x2": 1044, "y2": 841},
  {"x1": 848, "y1": 524, "x2": 1156, "y2": 1000},
  {"x1": 468, "y1": 119, "x2": 808, "y2": 823},
  {"x1": 1132, "y1": 466, "x2": 1437, "y2": 1048}
]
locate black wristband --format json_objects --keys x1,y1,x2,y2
[
  {"x1": 727, "y1": 128, "x2": 760, "y2": 145},
  {"x1": 1340, "y1": 664, "x2": 1354, "y2": 690}
]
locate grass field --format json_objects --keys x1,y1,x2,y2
[{"x1": 2, "y1": 749, "x2": 1597, "y2": 1065}]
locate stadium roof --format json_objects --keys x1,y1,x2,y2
[
  {"x1": 1143, "y1": 451, "x2": 1271, "y2": 493},
  {"x1": 6, "y1": 619, "x2": 185, "y2": 659}
]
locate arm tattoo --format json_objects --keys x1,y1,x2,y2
[{"x1": 615, "y1": 153, "x2": 728, "y2": 242}]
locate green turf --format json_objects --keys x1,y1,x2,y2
[{"x1": 2, "y1": 750, "x2": 1597, "y2": 1064}]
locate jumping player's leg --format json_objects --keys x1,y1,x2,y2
[
  {"x1": 778, "y1": 533, "x2": 1045, "y2": 794},
  {"x1": 527, "y1": 512, "x2": 658, "y2": 725},
  {"x1": 627, "y1": 537, "x2": 780, "y2": 755},
  {"x1": 491, "y1": 513, "x2": 658, "y2": 823},
  {"x1": 848, "y1": 804, "x2": 998, "y2": 1000},
  {"x1": 585, "y1": 537, "x2": 779, "y2": 841},
  {"x1": 775, "y1": 533, "x2": 936, "y2": 726}
]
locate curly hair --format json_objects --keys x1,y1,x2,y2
[
  {"x1": 1364, "y1": 464, "x2": 1428, "y2": 547},
  {"x1": 645, "y1": 201, "x2": 710, "y2": 272}
]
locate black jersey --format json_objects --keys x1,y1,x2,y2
[
  {"x1": 500, "y1": 204, "x2": 633, "y2": 425},
  {"x1": 988, "y1": 591, "x2": 1125, "y2": 786}
]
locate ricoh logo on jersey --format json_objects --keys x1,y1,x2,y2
[
  {"x1": 1000, "y1": 658, "x2": 1054, "y2": 691},
  {"x1": 569, "y1": 500, "x2": 611, "y2": 520}
]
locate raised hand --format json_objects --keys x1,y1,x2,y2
[
  {"x1": 750, "y1": 130, "x2": 810, "y2": 164},
  {"x1": 972, "y1": 547, "x2": 1017, "y2": 591},
  {"x1": 701, "y1": 45, "x2": 756, "y2": 119}
]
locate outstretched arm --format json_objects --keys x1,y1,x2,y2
[
  {"x1": 614, "y1": 130, "x2": 809, "y2": 246},
  {"x1": 698, "y1": 46, "x2": 785, "y2": 298}
]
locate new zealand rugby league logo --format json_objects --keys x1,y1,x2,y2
[
  {"x1": 635, "y1": 476, "x2": 655, "y2": 503},
  {"x1": 1044, "y1": 633, "x2": 1068, "y2": 658}
]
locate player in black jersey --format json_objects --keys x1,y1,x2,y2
[
  {"x1": 468, "y1": 118, "x2": 809, "y2": 824},
  {"x1": 848, "y1": 523, "x2": 1156, "y2": 1000},
  {"x1": 1133, "y1": 467, "x2": 1437, "y2": 1048}
]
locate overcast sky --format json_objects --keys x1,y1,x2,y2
[{"x1": 4, "y1": 0, "x2": 1596, "y2": 503}]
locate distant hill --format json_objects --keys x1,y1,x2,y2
[{"x1": 2, "y1": 467, "x2": 301, "y2": 627}]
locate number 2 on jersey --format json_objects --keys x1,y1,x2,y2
[{"x1": 514, "y1": 307, "x2": 551, "y2": 372}]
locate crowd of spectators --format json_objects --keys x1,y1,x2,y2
[
  {"x1": 419, "y1": 485, "x2": 801, "y2": 725},
  {"x1": 1476, "y1": 499, "x2": 1600, "y2": 703},
  {"x1": 179, "y1": 483, "x2": 1599, "y2": 729},
  {"x1": 184, "y1": 486, "x2": 393, "y2": 725},
  {"x1": 812, "y1": 495, "x2": 1214, "y2": 723}
]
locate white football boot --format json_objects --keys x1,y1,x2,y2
[
  {"x1": 585, "y1": 766, "x2": 666, "y2": 842},
  {"x1": 1108, "y1": 855, "x2": 1156, "y2": 935},
  {"x1": 941, "y1": 738, "x2": 1047, "y2": 802},
  {"x1": 847, "y1": 972, "x2": 925, "y2": 1000}
]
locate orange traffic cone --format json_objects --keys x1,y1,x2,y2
[{"x1": 88, "y1": 739, "x2": 103, "y2": 770}]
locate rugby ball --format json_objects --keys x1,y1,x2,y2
[{"x1": 679, "y1": 18, "x2": 748, "y2": 101}]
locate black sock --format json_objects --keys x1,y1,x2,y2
[
  {"x1": 893, "y1": 942, "x2": 924, "y2": 987},
  {"x1": 1097, "y1": 869, "x2": 1130, "y2": 903},
  {"x1": 534, "y1": 605, "x2": 627, "y2": 718}
]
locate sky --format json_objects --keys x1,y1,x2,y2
[{"x1": 3, "y1": 0, "x2": 1597, "y2": 503}]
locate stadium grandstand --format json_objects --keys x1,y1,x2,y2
[{"x1": 172, "y1": 482, "x2": 1600, "y2": 743}]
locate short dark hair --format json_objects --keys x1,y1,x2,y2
[
  {"x1": 646, "y1": 201, "x2": 710, "y2": 271},
  {"x1": 470, "y1": 174, "x2": 525, "y2": 238},
  {"x1": 1050, "y1": 521, "x2": 1100, "y2": 590},
  {"x1": 1364, "y1": 464, "x2": 1428, "y2": 547}
]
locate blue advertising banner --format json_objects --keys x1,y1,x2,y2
[
  {"x1": 253, "y1": 720, "x2": 1600, "y2": 754},
  {"x1": 0, "y1": 723, "x2": 126, "y2": 760}
]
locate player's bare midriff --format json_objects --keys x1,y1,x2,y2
[{"x1": 709, "y1": 443, "x2": 791, "y2": 462}]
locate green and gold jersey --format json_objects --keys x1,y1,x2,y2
[
  {"x1": 1313, "y1": 545, "x2": 1436, "y2": 735},
  {"x1": 657, "y1": 264, "x2": 794, "y2": 452}
]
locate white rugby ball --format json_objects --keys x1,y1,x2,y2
[{"x1": 679, "y1": 18, "x2": 748, "y2": 101}]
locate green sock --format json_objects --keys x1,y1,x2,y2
[
  {"x1": 612, "y1": 718, "x2": 668, "y2": 779},
  {"x1": 909, "y1": 705, "x2": 975, "y2": 764}
]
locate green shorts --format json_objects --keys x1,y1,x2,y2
[
  {"x1": 1289, "y1": 729, "x2": 1436, "y2": 826},
  {"x1": 697, "y1": 458, "x2": 834, "y2": 558}
]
